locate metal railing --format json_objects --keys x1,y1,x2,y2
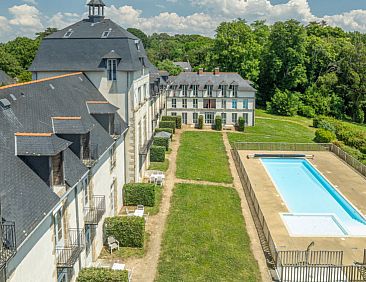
[
  {"x1": 56, "y1": 228, "x2": 84, "y2": 268},
  {"x1": 84, "y1": 196, "x2": 106, "y2": 225},
  {"x1": 0, "y1": 221, "x2": 16, "y2": 269},
  {"x1": 276, "y1": 250, "x2": 344, "y2": 267},
  {"x1": 82, "y1": 144, "x2": 99, "y2": 168},
  {"x1": 233, "y1": 142, "x2": 366, "y2": 178}
]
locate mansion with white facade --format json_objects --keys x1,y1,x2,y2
[{"x1": 167, "y1": 68, "x2": 256, "y2": 127}]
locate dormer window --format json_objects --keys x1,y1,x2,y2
[
  {"x1": 64, "y1": 29, "x2": 73, "y2": 38},
  {"x1": 107, "y1": 59, "x2": 117, "y2": 81},
  {"x1": 135, "y1": 39, "x2": 140, "y2": 50}
]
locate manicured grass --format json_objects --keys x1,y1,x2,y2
[
  {"x1": 149, "y1": 158, "x2": 169, "y2": 172},
  {"x1": 176, "y1": 131, "x2": 232, "y2": 183},
  {"x1": 228, "y1": 117, "x2": 316, "y2": 144},
  {"x1": 156, "y1": 184, "x2": 260, "y2": 282},
  {"x1": 145, "y1": 185, "x2": 163, "y2": 216}
]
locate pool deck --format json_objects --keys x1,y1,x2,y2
[{"x1": 239, "y1": 150, "x2": 366, "y2": 264}]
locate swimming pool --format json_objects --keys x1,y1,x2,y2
[{"x1": 262, "y1": 158, "x2": 366, "y2": 236}]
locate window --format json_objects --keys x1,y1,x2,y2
[
  {"x1": 171, "y1": 112, "x2": 177, "y2": 116},
  {"x1": 182, "y1": 99, "x2": 187, "y2": 109},
  {"x1": 243, "y1": 99, "x2": 249, "y2": 109},
  {"x1": 64, "y1": 29, "x2": 73, "y2": 38},
  {"x1": 193, "y1": 99, "x2": 198, "y2": 109},
  {"x1": 232, "y1": 113, "x2": 238, "y2": 124},
  {"x1": 110, "y1": 145, "x2": 116, "y2": 171},
  {"x1": 172, "y1": 99, "x2": 177, "y2": 108},
  {"x1": 110, "y1": 179, "x2": 116, "y2": 214},
  {"x1": 83, "y1": 178, "x2": 89, "y2": 207},
  {"x1": 101, "y1": 31, "x2": 111, "y2": 38},
  {"x1": 182, "y1": 113, "x2": 187, "y2": 124},
  {"x1": 54, "y1": 209, "x2": 63, "y2": 245},
  {"x1": 143, "y1": 84, "x2": 147, "y2": 100},
  {"x1": 232, "y1": 99, "x2": 237, "y2": 109},
  {"x1": 182, "y1": 85, "x2": 188, "y2": 97},
  {"x1": 134, "y1": 39, "x2": 140, "y2": 50},
  {"x1": 220, "y1": 85, "x2": 228, "y2": 97},
  {"x1": 203, "y1": 99, "x2": 216, "y2": 109},
  {"x1": 192, "y1": 85, "x2": 198, "y2": 97},
  {"x1": 221, "y1": 113, "x2": 227, "y2": 124},
  {"x1": 207, "y1": 85, "x2": 213, "y2": 97},
  {"x1": 243, "y1": 113, "x2": 249, "y2": 125},
  {"x1": 85, "y1": 225, "x2": 92, "y2": 255},
  {"x1": 193, "y1": 113, "x2": 198, "y2": 124},
  {"x1": 107, "y1": 59, "x2": 117, "y2": 81},
  {"x1": 205, "y1": 112, "x2": 214, "y2": 124},
  {"x1": 231, "y1": 85, "x2": 238, "y2": 97},
  {"x1": 222, "y1": 99, "x2": 227, "y2": 109}
]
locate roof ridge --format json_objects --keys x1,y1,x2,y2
[
  {"x1": 0, "y1": 72, "x2": 83, "y2": 91},
  {"x1": 15, "y1": 133, "x2": 53, "y2": 137}
]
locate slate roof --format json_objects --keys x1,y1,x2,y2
[
  {"x1": 52, "y1": 117, "x2": 94, "y2": 134},
  {"x1": 173, "y1": 62, "x2": 192, "y2": 72},
  {"x1": 169, "y1": 72, "x2": 256, "y2": 92},
  {"x1": 88, "y1": 0, "x2": 105, "y2": 6},
  {"x1": 0, "y1": 70, "x2": 15, "y2": 86},
  {"x1": 15, "y1": 133, "x2": 72, "y2": 156},
  {"x1": 29, "y1": 19, "x2": 150, "y2": 72},
  {"x1": 0, "y1": 72, "x2": 122, "y2": 246},
  {"x1": 87, "y1": 101, "x2": 119, "y2": 114}
]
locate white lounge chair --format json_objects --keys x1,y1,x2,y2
[
  {"x1": 107, "y1": 236, "x2": 120, "y2": 254},
  {"x1": 156, "y1": 175, "x2": 164, "y2": 186}
]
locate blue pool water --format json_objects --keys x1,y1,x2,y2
[{"x1": 262, "y1": 158, "x2": 366, "y2": 235}]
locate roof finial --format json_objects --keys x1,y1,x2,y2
[{"x1": 87, "y1": 0, "x2": 106, "y2": 22}]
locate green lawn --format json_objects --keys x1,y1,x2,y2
[
  {"x1": 156, "y1": 184, "x2": 260, "y2": 282},
  {"x1": 228, "y1": 117, "x2": 316, "y2": 144},
  {"x1": 149, "y1": 158, "x2": 169, "y2": 172},
  {"x1": 176, "y1": 131, "x2": 232, "y2": 183}
]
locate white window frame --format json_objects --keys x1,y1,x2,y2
[
  {"x1": 193, "y1": 99, "x2": 198, "y2": 109},
  {"x1": 182, "y1": 113, "x2": 188, "y2": 124},
  {"x1": 107, "y1": 59, "x2": 117, "y2": 81},
  {"x1": 243, "y1": 99, "x2": 249, "y2": 109},
  {"x1": 83, "y1": 178, "x2": 89, "y2": 207},
  {"x1": 232, "y1": 99, "x2": 237, "y2": 109},
  {"x1": 222, "y1": 99, "x2": 227, "y2": 109},
  {"x1": 172, "y1": 98, "x2": 177, "y2": 108},
  {"x1": 221, "y1": 113, "x2": 227, "y2": 124},
  {"x1": 193, "y1": 112, "x2": 198, "y2": 124},
  {"x1": 232, "y1": 113, "x2": 238, "y2": 124},
  {"x1": 182, "y1": 99, "x2": 187, "y2": 109}
]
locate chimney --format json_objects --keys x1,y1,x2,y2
[
  {"x1": 214, "y1": 67, "x2": 220, "y2": 75},
  {"x1": 198, "y1": 68, "x2": 204, "y2": 75}
]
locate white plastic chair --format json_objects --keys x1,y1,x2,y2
[
  {"x1": 126, "y1": 208, "x2": 134, "y2": 216},
  {"x1": 156, "y1": 175, "x2": 164, "y2": 186},
  {"x1": 107, "y1": 236, "x2": 120, "y2": 254}
]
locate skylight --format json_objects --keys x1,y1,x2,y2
[
  {"x1": 101, "y1": 31, "x2": 111, "y2": 38},
  {"x1": 64, "y1": 29, "x2": 73, "y2": 38}
]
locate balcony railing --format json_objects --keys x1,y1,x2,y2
[
  {"x1": 56, "y1": 228, "x2": 84, "y2": 268},
  {"x1": 84, "y1": 196, "x2": 106, "y2": 225},
  {"x1": 0, "y1": 221, "x2": 16, "y2": 269},
  {"x1": 82, "y1": 144, "x2": 99, "y2": 168}
]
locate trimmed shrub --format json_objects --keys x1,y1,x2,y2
[
  {"x1": 150, "y1": 145, "x2": 165, "y2": 162},
  {"x1": 314, "y1": 129, "x2": 336, "y2": 143},
  {"x1": 198, "y1": 115, "x2": 204, "y2": 129},
  {"x1": 105, "y1": 216, "x2": 145, "y2": 248},
  {"x1": 161, "y1": 116, "x2": 181, "y2": 129},
  {"x1": 156, "y1": 128, "x2": 174, "y2": 135},
  {"x1": 124, "y1": 183, "x2": 156, "y2": 207},
  {"x1": 159, "y1": 121, "x2": 176, "y2": 133},
  {"x1": 215, "y1": 115, "x2": 222, "y2": 131},
  {"x1": 238, "y1": 117, "x2": 245, "y2": 132},
  {"x1": 77, "y1": 268, "x2": 128, "y2": 282},
  {"x1": 153, "y1": 136, "x2": 169, "y2": 151}
]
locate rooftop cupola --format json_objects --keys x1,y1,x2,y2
[{"x1": 87, "y1": 0, "x2": 106, "y2": 22}]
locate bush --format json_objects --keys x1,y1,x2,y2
[
  {"x1": 124, "y1": 183, "x2": 156, "y2": 207},
  {"x1": 266, "y1": 89, "x2": 300, "y2": 116},
  {"x1": 156, "y1": 128, "x2": 174, "y2": 135},
  {"x1": 153, "y1": 136, "x2": 169, "y2": 151},
  {"x1": 161, "y1": 116, "x2": 181, "y2": 129},
  {"x1": 298, "y1": 105, "x2": 316, "y2": 118},
  {"x1": 314, "y1": 129, "x2": 336, "y2": 143},
  {"x1": 77, "y1": 268, "x2": 128, "y2": 282},
  {"x1": 215, "y1": 115, "x2": 222, "y2": 131},
  {"x1": 105, "y1": 216, "x2": 145, "y2": 248},
  {"x1": 159, "y1": 121, "x2": 176, "y2": 133},
  {"x1": 150, "y1": 145, "x2": 165, "y2": 162},
  {"x1": 238, "y1": 117, "x2": 245, "y2": 132},
  {"x1": 198, "y1": 115, "x2": 204, "y2": 129}
]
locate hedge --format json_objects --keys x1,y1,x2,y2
[
  {"x1": 314, "y1": 129, "x2": 336, "y2": 143},
  {"x1": 156, "y1": 128, "x2": 174, "y2": 135},
  {"x1": 124, "y1": 183, "x2": 156, "y2": 207},
  {"x1": 77, "y1": 268, "x2": 128, "y2": 282},
  {"x1": 198, "y1": 115, "x2": 204, "y2": 129},
  {"x1": 150, "y1": 145, "x2": 165, "y2": 162},
  {"x1": 238, "y1": 117, "x2": 245, "y2": 132},
  {"x1": 162, "y1": 115, "x2": 182, "y2": 129},
  {"x1": 153, "y1": 136, "x2": 169, "y2": 151},
  {"x1": 159, "y1": 121, "x2": 176, "y2": 133},
  {"x1": 215, "y1": 115, "x2": 222, "y2": 131},
  {"x1": 105, "y1": 216, "x2": 145, "y2": 248}
]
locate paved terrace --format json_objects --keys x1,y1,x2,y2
[{"x1": 239, "y1": 150, "x2": 366, "y2": 264}]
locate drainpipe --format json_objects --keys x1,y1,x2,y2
[{"x1": 74, "y1": 186, "x2": 82, "y2": 270}]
